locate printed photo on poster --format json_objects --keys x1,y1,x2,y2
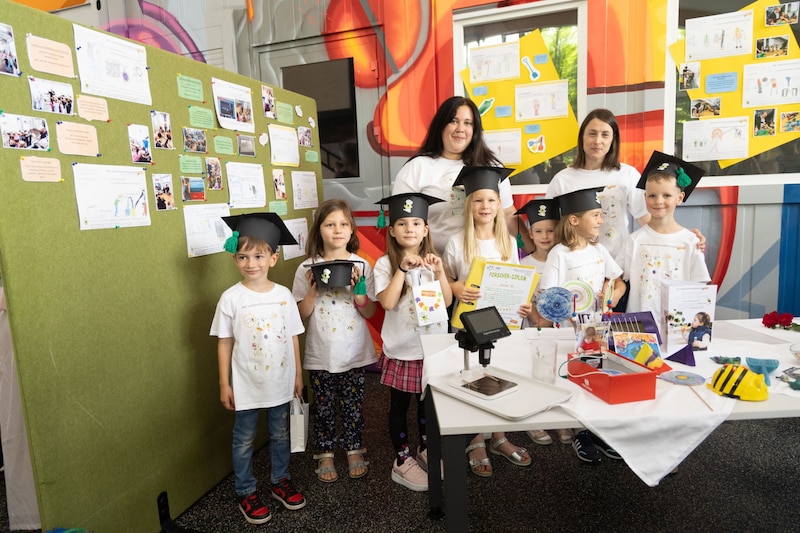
[
  {"x1": 690, "y1": 97, "x2": 721, "y2": 118},
  {"x1": 183, "y1": 127, "x2": 207, "y2": 153},
  {"x1": 151, "y1": 111, "x2": 174, "y2": 149},
  {"x1": 679, "y1": 62, "x2": 700, "y2": 90},
  {"x1": 28, "y1": 76, "x2": 74, "y2": 114},
  {"x1": 181, "y1": 176, "x2": 206, "y2": 202},
  {"x1": 756, "y1": 36, "x2": 789, "y2": 59},
  {"x1": 128, "y1": 123, "x2": 152, "y2": 163},
  {"x1": 297, "y1": 126, "x2": 312, "y2": 147},
  {"x1": 0, "y1": 22, "x2": 22, "y2": 77},
  {"x1": 262, "y1": 85, "x2": 276, "y2": 119},
  {"x1": 273, "y1": 169, "x2": 287, "y2": 200},
  {"x1": 0, "y1": 112, "x2": 49, "y2": 150},
  {"x1": 237, "y1": 134, "x2": 256, "y2": 157},
  {"x1": 765, "y1": 3, "x2": 799, "y2": 26},
  {"x1": 780, "y1": 110, "x2": 800, "y2": 131},
  {"x1": 754, "y1": 108, "x2": 777, "y2": 136},
  {"x1": 205, "y1": 157, "x2": 222, "y2": 190},
  {"x1": 153, "y1": 173, "x2": 176, "y2": 211}
]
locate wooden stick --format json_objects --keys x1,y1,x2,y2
[{"x1": 690, "y1": 385, "x2": 714, "y2": 411}]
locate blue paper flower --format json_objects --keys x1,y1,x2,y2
[{"x1": 536, "y1": 286, "x2": 573, "y2": 322}]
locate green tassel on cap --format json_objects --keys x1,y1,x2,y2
[
  {"x1": 354, "y1": 275, "x2": 367, "y2": 295},
  {"x1": 676, "y1": 167, "x2": 691, "y2": 189},
  {"x1": 223, "y1": 230, "x2": 239, "y2": 254},
  {"x1": 377, "y1": 208, "x2": 386, "y2": 229},
  {"x1": 516, "y1": 232, "x2": 525, "y2": 249}
]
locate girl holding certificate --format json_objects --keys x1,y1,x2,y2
[{"x1": 443, "y1": 166, "x2": 532, "y2": 477}]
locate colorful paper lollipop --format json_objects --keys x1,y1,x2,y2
[
  {"x1": 536, "y1": 286, "x2": 573, "y2": 323},
  {"x1": 563, "y1": 280, "x2": 595, "y2": 313}
]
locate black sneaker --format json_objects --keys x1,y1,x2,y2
[
  {"x1": 591, "y1": 433, "x2": 622, "y2": 460},
  {"x1": 238, "y1": 492, "x2": 272, "y2": 525},
  {"x1": 572, "y1": 430, "x2": 601, "y2": 464},
  {"x1": 271, "y1": 477, "x2": 307, "y2": 510}
]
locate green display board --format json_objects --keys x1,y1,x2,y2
[{"x1": 0, "y1": 2, "x2": 320, "y2": 530}]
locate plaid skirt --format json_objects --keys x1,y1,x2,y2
[{"x1": 378, "y1": 356, "x2": 423, "y2": 394}]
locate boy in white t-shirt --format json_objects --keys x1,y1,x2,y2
[
  {"x1": 210, "y1": 213, "x2": 306, "y2": 525},
  {"x1": 619, "y1": 152, "x2": 710, "y2": 325}
]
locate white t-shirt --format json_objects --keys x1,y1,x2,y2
[
  {"x1": 392, "y1": 156, "x2": 514, "y2": 253},
  {"x1": 539, "y1": 243, "x2": 623, "y2": 295},
  {"x1": 619, "y1": 225, "x2": 711, "y2": 320},
  {"x1": 374, "y1": 255, "x2": 447, "y2": 361},
  {"x1": 210, "y1": 282, "x2": 305, "y2": 410},
  {"x1": 520, "y1": 254, "x2": 547, "y2": 329},
  {"x1": 443, "y1": 230, "x2": 519, "y2": 281},
  {"x1": 292, "y1": 253, "x2": 378, "y2": 373},
  {"x1": 545, "y1": 164, "x2": 647, "y2": 260}
]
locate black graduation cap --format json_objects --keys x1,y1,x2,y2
[
  {"x1": 221, "y1": 212, "x2": 297, "y2": 253},
  {"x1": 375, "y1": 193, "x2": 444, "y2": 224},
  {"x1": 637, "y1": 151, "x2": 705, "y2": 202},
  {"x1": 307, "y1": 259, "x2": 363, "y2": 288},
  {"x1": 452, "y1": 166, "x2": 514, "y2": 196},
  {"x1": 555, "y1": 187, "x2": 603, "y2": 217},
  {"x1": 515, "y1": 198, "x2": 560, "y2": 224}
]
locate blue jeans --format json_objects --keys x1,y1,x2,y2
[{"x1": 232, "y1": 402, "x2": 291, "y2": 496}]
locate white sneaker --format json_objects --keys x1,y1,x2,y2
[{"x1": 391, "y1": 457, "x2": 429, "y2": 492}]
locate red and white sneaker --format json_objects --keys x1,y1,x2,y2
[
  {"x1": 238, "y1": 492, "x2": 271, "y2": 525},
  {"x1": 271, "y1": 477, "x2": 307, "y2": 510}
]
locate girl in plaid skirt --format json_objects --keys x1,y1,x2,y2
[{"x1": 374, "y1": 192, "x2": 452, "y2": 492}]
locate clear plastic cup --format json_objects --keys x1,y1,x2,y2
[{"x1": 530, "y1": 339, "x2": 558, "y2": 383}]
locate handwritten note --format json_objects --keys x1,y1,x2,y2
[
  {"x1": 26, "y1": 34, "x2": 75, "y2": 78},
  {"x1": 76, "y1": 95, "x2": 109, "y2": 122},
  {"x1": 20, "y1": 156, "x2": 62, "y2": 182},
  {"x1": 56, "y1": 121, "x2": 99, "y2": 156}
]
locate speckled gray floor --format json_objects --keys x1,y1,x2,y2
[{"x1": 3, "y1": 372, "x2": 800, "y2": 532}]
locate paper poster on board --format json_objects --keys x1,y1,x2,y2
[{"x1": 211, "y1": 77, "x2": 255, "y2": 133}]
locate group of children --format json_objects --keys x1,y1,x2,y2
[{"x1": 209, "y1": 149, "x2": 711, "y2": 524}]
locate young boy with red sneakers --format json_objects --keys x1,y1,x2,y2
[{"x1": 211, "y1": 213, "x2": 307, "y2": 524}]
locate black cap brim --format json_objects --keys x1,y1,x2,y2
[
  {"x1": 452, "y1": 166, "x2": 514, "y2": 196},
  {"x1": 555, "y1": 187, "x2": 603, "y2": 217},
  {"x1": 307, "y1": 259, "x2": 361, "y2": 288},
  {"x1": 637, "y1": 151, "x2": 705, "y2": 201},
  {"x1": 514, "y1": 198, "x2": 560, "y2": 223},
  {"x1": 375, "y1": 193, "x2": 444, "y2": 223},
  {"x1": 222, "y1": 212, "x2": 298, "y2": 250}
]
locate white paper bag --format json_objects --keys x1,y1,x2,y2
[
  {"x1": 408, "y1": 267, "x2": 448, "y2": 328},
  {"x1": 290, "y1": 396, "x2": 308, "y2": 453}
]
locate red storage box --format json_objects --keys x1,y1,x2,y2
[{"x1": 566, "y1": 351, "x2": 657, "y2": 404}]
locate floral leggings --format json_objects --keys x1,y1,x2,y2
[{"x1": 309, "y1": 367, "x2": 366, "y2": 452}]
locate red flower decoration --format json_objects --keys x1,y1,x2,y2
[{"x1": 762, "y1": 311, "x2": 800, "y2": 332}]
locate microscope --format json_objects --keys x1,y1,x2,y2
[{"x1": 453, "y1": 306, "x2": 516, "y2": 397}]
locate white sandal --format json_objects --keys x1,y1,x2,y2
[
  {"x1": 346, "y1": 448, "x2": 369, "y2": 479},
  {"x1": 313, "y1": 452, "x2": 338, "y2": 482}
]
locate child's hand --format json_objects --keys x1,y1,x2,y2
[
  {"x1": 305, "y1": 269, "x2": 319, "y2": 297},
  {"x1": 518, "y1": 302, "x2": 532, "y2": 318},
  {"x1": 220, "y1": 384, "x2": 235, "y2": 411},
  {"x1": 401, "y1": 254, "x2": 424, "y2": 272},
  {"x1": 453, "y1": 281, "x2": 480, "y2": 303},
  {"x1": 423, "y1": 253, "x2": 444, "y2": 273},
  {"x1": 350, "y1": 264, "x2": 362, "y2": 287}
]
